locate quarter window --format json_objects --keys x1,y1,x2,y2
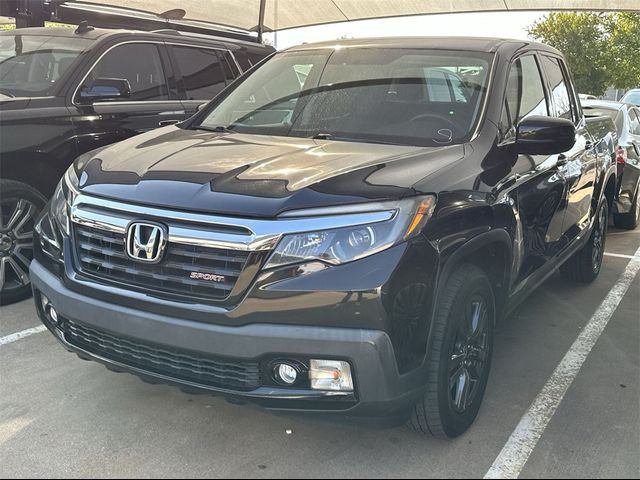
[
  {"x1": 173, "y1": 46, "x2": 226, "y2": 100},
  {"x1": 83, "y1": 43, "x2": 168, "y2": 101}
]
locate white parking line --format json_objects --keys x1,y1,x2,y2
[
  {"x1": 0, "y1": 325, "x2": 47, "y2": 346},
  {"x1": 485, "y1": 245, "x2": 640, "y2": 479}
]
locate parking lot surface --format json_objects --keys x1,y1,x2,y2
[{"x1": 1, "y1": 228, "x2": 639, "y2": 479}]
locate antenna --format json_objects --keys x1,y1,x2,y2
[{"x1": 75, "y1": 20, "x2": 95, "y2": 34}]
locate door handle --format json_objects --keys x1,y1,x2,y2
[{"x1": 158, "y1": 119, "x2": 180, "y2": 127}]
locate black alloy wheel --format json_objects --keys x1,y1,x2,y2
[
  {"x1": 448, "y1": 294, "x2": 490, "y2": 414},
  {"x1": 0, "y1": 180, "x2": 47, "y2": 305}
]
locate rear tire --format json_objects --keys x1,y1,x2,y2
[
  {"x1": 408, "y1": 264, "x2": 495, "y2": 438},
  {"x1": 560, "y1": 199, "x2": 608, "y2": 283},
  {"x1": 0, "y1": 180, "x2": 47, "y2": 306},
  {"x1": 613, "y1": 188, "x2": 639, "y2": 230}
]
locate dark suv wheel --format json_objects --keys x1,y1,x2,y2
[
  {"x1": 560, "y1": 199, "x2": 608, "y2": 283},
  {"x1": 408, "y1": 264, "x2": 495, "y2": 438},
  {"x1": 0, "y1": 180, "x2": 46, "y2": 305}
]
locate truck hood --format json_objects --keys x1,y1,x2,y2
[{"x1": 78, "y1": 126, "x2": 465, "y2": 217}]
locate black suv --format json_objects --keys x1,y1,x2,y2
[
  {"x1": 32, "y1": 37, "x2": 617, "y2": 437},
  {"x1": 0, "y1": 25, "x2": 273, "y2": 304}
]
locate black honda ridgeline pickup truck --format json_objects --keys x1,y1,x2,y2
[{"x1": 31, "y1": 37, "x2": 617, "y2": 438}]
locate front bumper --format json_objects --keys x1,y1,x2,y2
[{"x1": 31, "y1": 260, "x2": 425, "y2": 421}]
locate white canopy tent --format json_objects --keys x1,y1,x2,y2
[{"x1": 75, "y1": 0, "x2": 640, "y2": 33}]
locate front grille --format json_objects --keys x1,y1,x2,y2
[
  {"x1": 73, "y1": 224, "x2": 250, "y2": 302},
  {"x1": 64, "y1": 320, "x2": 261, "y2": 391}
]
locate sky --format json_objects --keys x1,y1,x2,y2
[{"x1": 265, "y1": 11, "x2": 548, "y2": 50}]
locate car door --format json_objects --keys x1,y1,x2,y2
[
  {"x1": 69, "y1": 41, "x2": 186, "y2": 155},
  {"x1": 168, "y1": 44, "x2": 237, "y2": 117},
  {"x1": 499, "y1": 54, "x2": 569, "y2": 287},
  {"x1": 539, "y1": 55, "x2": 597, "y2": 242}
]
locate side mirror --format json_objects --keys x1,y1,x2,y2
[
  {"x1": 513, "y1": 116, "x2": 576, "y2": 155},
  {"x1": 78, "y1": 78, "x2": 131, "y2": 103}
]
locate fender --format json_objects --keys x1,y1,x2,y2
[
  {"x1": 435, "y1": 228, "x2": 513, "y2": 302},
  {"x1": 411, "y1": 227, "x2": 513, "y2": 376}
]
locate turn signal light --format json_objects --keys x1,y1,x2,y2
[{"x1": 309, "y1": 360, "x2": 354, "y2": 392}]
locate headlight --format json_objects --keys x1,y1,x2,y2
[
  {"x1": 265, "y1": 196, "x2": 435, "y2": 269},
  {"x1": 50, "y1": 166, "x2": 80, "y2": 236}
]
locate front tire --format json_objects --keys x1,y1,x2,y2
[
  {"x1": 408, "y1": 264, "x2": 495, "y2": 438},
  {"x1": 0, "y1": 180, "x2": 47, "y2": 305},
  {"x1": 560, "y1": 199, "x2": 608, "y2": 283}
]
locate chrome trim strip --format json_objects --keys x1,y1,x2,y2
[{"x1": 70, "y1": 193, "x2": 396, "y2": 252}]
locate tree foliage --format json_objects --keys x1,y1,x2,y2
[
  {"x1": 605, "y1": 13, "x2": 640, "y2": 90},
  {"x1": 528, "y1": 12, "x2": 640, "y2": 96}
]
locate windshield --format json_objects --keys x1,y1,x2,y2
[
  {"x1": 622, "y1": 90, "x2": 640, "y2": 106},
  {"x1": 197, "y1": 48, "x2": 492, "y2": 147},
  {"x1": 0, "y1": 34, "x2": 92, "y2": 97}
]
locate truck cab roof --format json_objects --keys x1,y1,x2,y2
[{"x1": 285, "y1": 36, "x2": 563, "y2": 57}]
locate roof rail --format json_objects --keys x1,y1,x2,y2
[{"x1": 151, "y1": 29, "x2": 182, "y2": 36}]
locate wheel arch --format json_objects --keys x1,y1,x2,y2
[
  {"x1": 0, "y1": 152, "x2": 63, "y2": 198},
  {"x1": 436, "y1": 229, "x2": 513, "y2": 321}
]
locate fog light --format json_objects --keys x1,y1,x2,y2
[
  {"x1": 309, "y1": 360, "x2": 354, "y2": 392},
  {"x1": 278, "y1": 363, "x2": 298, "y2": 385},
  {"x1": 39, "y1": 293, "x2": 59, "y2": 324},
  {"x1": 275, "y1": 363, "x2": 298, "y2": 385},
  {"x1": 49, "y1": 306, "x2": 59, "y2": 324}
]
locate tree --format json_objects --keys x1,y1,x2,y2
[
  {"x1": 528, "y1": 12, "x2": 609, "y2": 96},
  {"x1": 605, "y1": 13, "x2": 640, "y2": 90}
]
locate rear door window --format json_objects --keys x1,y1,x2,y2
[
  {"x1": 172, "y1": 46, "x2": 227, "y2": 100},
  {"x1": 541, "y1": 56, "x2": 575, "y2": 122}
]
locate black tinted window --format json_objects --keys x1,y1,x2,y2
[
  {"x1": 173, "y1": 46, "x2": 226, "y2": 100},
  {"x1": 541, "y1": 56, "x2": 574, "y2": 121},
  {"x1": 502, "y1": 55, "x2": 548, "y2": 136},
  {"x1": 86, "y1": 43, "x2": 168, "y2": 101},
  {"x1": 0, "y1": 34, "x2": 91, "y2": 96}
]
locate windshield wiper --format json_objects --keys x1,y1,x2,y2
[
  {"x1": 191, "y1": 125, "x2": 234, "y2": 133},
  {"x1": 311, "y1": 133, "x2": 402, "y2": 146}
]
